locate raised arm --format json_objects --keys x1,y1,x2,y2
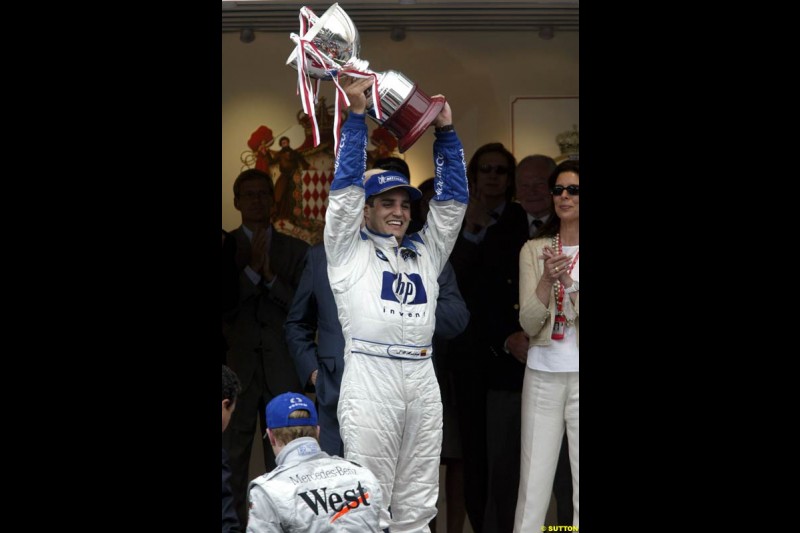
[
  {"x1": 323, "y1": 76, "x2": 372, "y2": 274},
  {"x1": 423, "y1": 98, "x2": 469, "y2": 275}
]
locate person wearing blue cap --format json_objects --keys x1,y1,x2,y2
[
  {"x1": 246, "y1": 392, "x2": 385, "y2": 532},
  {"x1": 323, "y1": 75, "x2": 469, "y2": 533},
  {"x1": 284, "y1": 156, "x2": 469, "y2": 463}
]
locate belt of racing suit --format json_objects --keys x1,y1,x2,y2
[{"x1": 351, "y1": 337, "x2": 433, "y2": 360}]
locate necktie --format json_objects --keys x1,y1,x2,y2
[{"x1": 530, "y1": 219, "x2": 542, "y2": 237}]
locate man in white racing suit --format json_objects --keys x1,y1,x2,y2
[
  {"x1": 247, "y1": 392, "x2": 385, "y2": 532},
  {"x1": 324, "y1": 75, "x2": 469, "y2": 533}
]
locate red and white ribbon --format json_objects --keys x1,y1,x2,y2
[
  {"x1": 330, "y1": 70, "x2": 380, "y2": 155},
  {"x1": 289, "y1": 7, "x2": 383, "y2": 157}
]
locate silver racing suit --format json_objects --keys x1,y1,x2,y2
[
  {"x1": 247, "y1": 437, "x2": 384, "y2": 532},
  {"x1": 324, "y1": 112, "x2": 468, "y2": 532}
]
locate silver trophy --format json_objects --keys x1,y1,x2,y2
[{"x1": 286, "y1": 3, "x2": 445, "y2": 153}]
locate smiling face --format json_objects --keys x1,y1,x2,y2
[
  {"x1": 552, "y1": 171, "x2": 579, "y2": 222},
  {"x1": 364, "y1": 189, "x2": 411, "y2": 243}
]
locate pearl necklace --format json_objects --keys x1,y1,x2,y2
[{"x1": 551, "y1": 233, "x2": 579, "y2": 327}]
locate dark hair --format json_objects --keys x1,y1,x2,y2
[
  {"x1": 373, "y1": 156, "x2": 410, "y2": 179},
  {"x1": 417, "y1": 178, "x2": 435, "y2": 196},
  {"x1": 467, "y1": 142, "x2": 517, "y2": 202},
  {"x1": 233, "y1": 168, "x2": 273, "y2": 198},
  {"x1": 409, "y1": 178, "x2": 435, "y2": 232},
  {"x1": 222, "y1": 365, "x2": 241, "y2": 403},
  {"x1": 536, "y1": 160, "x2": 580, "y2": 238}
]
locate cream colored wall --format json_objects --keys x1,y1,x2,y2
[{"x1": 222, "y1": 30, "x2": 578, "y2": 231}]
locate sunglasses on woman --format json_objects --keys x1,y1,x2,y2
[{"x1": 551, "y1": 185, "x2": 579, "y2": 196}]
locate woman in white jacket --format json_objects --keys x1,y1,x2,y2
[{"x1": 514, "y1": 160, "x2": 580, "y2": 531}]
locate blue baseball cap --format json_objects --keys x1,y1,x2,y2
[
  {"x1": 266, "y1": 392, "x2": 318, "y2": 429},
  {"x1": 363, "y1": 169, "x2": 422, "y2": 201}
]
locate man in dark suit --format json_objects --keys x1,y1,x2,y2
[
  {"x1": 222, "y1": 364, "x2": 241, "y2": 533},
  {"x1": 476, "y1": 197, "x2": 530, "y2": 533},
  {"x1": 285, "y1": 157, "x2": 470, "y2": 458},
  {"x1": 448, "y1": 142, "x2": 529, "y2": 533},
  {"x1": 222, "y1": 168, "x2": 308, "y2": 527},
  {"x1": 283, "y1": 242, "x2": 345, "y2": 456}
]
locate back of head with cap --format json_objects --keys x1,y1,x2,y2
[{"x1": 265, "y1": 392, "x2": 319, "y2": 445}]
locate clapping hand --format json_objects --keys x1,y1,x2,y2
[
  {"x1": 250, "y1": 227, "x2": 267, "y2": 273},
  {"x1": 541, "y1": 246, "x2": 573, "y2": 285}
]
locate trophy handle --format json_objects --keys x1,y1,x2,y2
[{"x1": 382, "y1": 88, "x2": 446, "y2": 153}]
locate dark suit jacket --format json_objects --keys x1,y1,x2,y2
[
  {"x1": 450, "y1": 201, "x2": 529, "y2": 390},
  {"x1": 285, "y1": 242, "x2": 469, "y2": 456},
  {"x1": 222, "y1": 226, "x2": 309, "y2": 392},
  {"x1": 222, "y1": 447, "x2": 241, "y2": 533}
]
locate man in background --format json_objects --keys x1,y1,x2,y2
[
  {"x1": 515, "y1": 155, "x2": 556, "y2": 239},
  {"x1": 223, "y1": 365, "x2": 242, "y2": 533},
  {"x1": 222, "y1": 168, "x2": 309, "y2": 527}
]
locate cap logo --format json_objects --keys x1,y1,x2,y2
[
  {"x1": 378, "y1": 175, "x2": 406, "y2": 185},
  {"x1": 266, "y1": 391, "x2": 318, "y2": 429}
]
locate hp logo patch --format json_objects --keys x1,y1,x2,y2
[{"x1": 381, "y1": 272, "x2": 428, "y2": 304}]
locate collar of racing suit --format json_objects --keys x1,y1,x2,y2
[
  {"x1": 275, "y1": 437, "x2": 324, "y2": 467},
  {"x1": 362, "y1": 227, "x2": 422, "y2": 258}
]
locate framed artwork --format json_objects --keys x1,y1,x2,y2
[
  {"x1": 239, "y1": 97, "x2": 401, "y2": 245},
  {"x1": 511, "y1": 96, "x2": 579, "y2": 160}
]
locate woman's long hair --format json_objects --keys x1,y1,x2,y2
[{"x1": 466, "y1": 142, "x2": 517, "y2": 202}]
